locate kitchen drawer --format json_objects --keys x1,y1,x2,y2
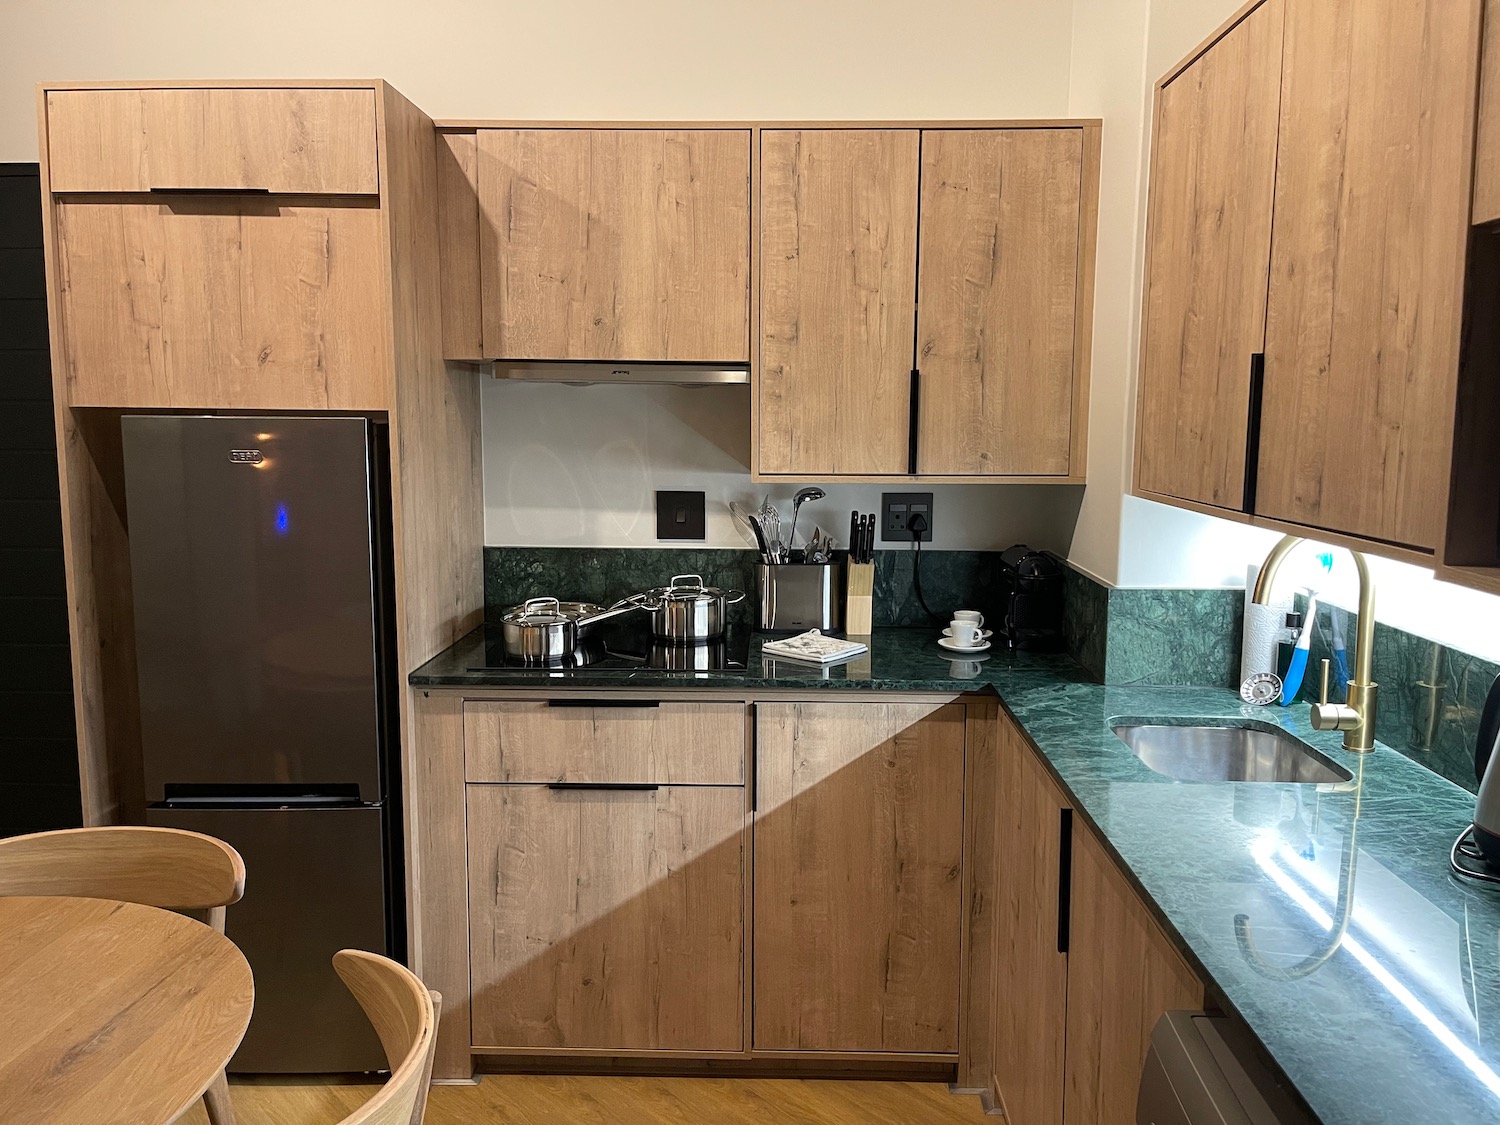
[
  {"x1": 46, "y1": 88, "x2": 379, "y2": 194},
  {"x1": 463, "y1": 700, "x2": 745, "y2": 785}
]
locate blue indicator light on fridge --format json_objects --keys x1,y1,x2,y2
[{"x1": 275, "y1": 503, "x2": 290, "y2": 536}]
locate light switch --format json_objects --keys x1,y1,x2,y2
[{"x1": 656, "y1": 491, "x2": 706, "y2": 540}]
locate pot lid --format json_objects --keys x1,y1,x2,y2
[{"x1": 502, "y1": 597, "x2": 574, "y2": 625}]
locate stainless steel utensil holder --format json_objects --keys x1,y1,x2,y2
[{"x1": 756, "y1": 563, "x2": 843, "y2": 632}]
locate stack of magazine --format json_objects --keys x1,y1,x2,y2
[{"x1": 760, "y1": 630, "x2": 869, "y2": 665}]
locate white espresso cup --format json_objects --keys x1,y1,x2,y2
[
  {"x1": 953, "y1": 610, "x2": 984, "y2": 627},
  {"x1": 949, "y1": 620, "x2": 982, "y2": 647}
]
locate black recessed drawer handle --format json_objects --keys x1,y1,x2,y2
[
  {"x1": 546, "y1": 699, "x2": 661, "y2": 708},
  {"x1": 149, "y1": 186, "x2": 273, "y2": 194},
  {"x1": 546, "y1": 782, "x2": 659, "y2": 792},
  {"x1": 1057, "y1": 807, "x2": 1074, "y2": 955}
]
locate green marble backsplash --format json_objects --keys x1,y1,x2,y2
[{"x1": 483, "y1": 546, "x2": 1007, "y2": 630}]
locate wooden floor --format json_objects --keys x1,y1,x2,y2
[{"x1": 175, "y1": 1075, "x2": 991, "y2": 1124}]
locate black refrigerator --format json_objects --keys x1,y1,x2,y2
[{"x1": 122, "y1": 415, "x2": 402, "y2": 1073}]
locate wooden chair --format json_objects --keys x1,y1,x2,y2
[
  {"x1": 332, "y1": 949, "x2": 442, "y2": 1125},
  {"x1": 0, "y1": 825, "x2": 246, "y2": 1125}
]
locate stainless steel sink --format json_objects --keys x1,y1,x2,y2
[{"x1": 1110, "y1": 719, "x2": 1353, "y2": 784}]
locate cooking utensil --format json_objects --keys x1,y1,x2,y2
[
  {"x1": 729, "y1": 501, "x2": 761, "y2": 551},
  {"x1": 637, "y1": 574, "x2": 746, "y2": 643},
  {"x1": 746, "y1": 513, "x2": 774, "y2": 564},
  {"x1": 788, "y1": 487, "x2": 826, "y2": 551},
  {"x1": 498, "y1": 596, "x2": 643, "y2": 661},
  {"x1": 759, "y1": 498, "x2": 783, "y2": 562}
]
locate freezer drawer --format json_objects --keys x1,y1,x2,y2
[{"x1": 147, "y1": 804, "x2": 390, "y2": 1073}]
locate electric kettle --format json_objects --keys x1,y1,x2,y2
[{"x1": 1473, "y1": 674, "x2": 1500, "y2": 864}]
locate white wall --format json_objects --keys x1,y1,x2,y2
[
  {"x1": 0, "y1": 0, "x2": 1075, "y2": 160},
  {"x1": 482, "y1": 381, "x2": 1084, "y2": 551}
]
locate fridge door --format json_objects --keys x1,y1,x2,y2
[
  {"x1": 123, "y1": 415, "x2": 385, "y2": 802},
  {"x1": 147, "y1": 803, "x2": 389, "y2": 1073}
]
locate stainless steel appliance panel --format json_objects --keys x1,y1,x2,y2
[
  {"x1": 147, "y1": 804, "x2": 389, "y2": 1072},
  {"x1": 123, "y1": 416, "x2": 384, "y2": 802}
]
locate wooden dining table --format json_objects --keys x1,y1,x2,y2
[{"x1": 0, "y1": 895, "x2": 254, "y2": 1125}]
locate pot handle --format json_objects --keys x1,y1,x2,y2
[
  {"x1": 723, "y1": 589, "x2": 747, "y2": 606},
  {"x1": 520, "y1": 596, "x2": 561, "y2": 616},
  {"x1": 669, "y1": 573, "x2": 706, "y2": 591}
]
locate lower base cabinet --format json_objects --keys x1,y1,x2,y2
[
  {"x1": 753, "y1": 701, "x2": 966, "y2": 1054},
  {"x1": 466, "y1": 783, "x2": 745, "y2": 1052},
  {"x1": 987, "y1": 709, "x2": 1206, "y2": 1125}
]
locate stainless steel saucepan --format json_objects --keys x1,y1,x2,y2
[
  {"x1": 636, "y1": 574, "x2": 746, "y2": 643},
  {"x1": 498, "y1": 596, "x2": 643, "y2": 662}
]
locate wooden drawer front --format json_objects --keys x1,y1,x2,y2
[
  {"x1": 467, "y1": 783, "x2": 745, "y2": 1051},
  {"x1": 47, "y1": 88, "x2": 379, "y2": 194},
  {"x1": 463, "y1": 701, "x2": 744, "y2": 785},
  {"x1": 55, "y1": 197, "x2": 388, "y2": 410}
]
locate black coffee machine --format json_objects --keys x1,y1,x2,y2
[{"x1": 996, "y1": 545, "x2": 1066, "y2": 652}]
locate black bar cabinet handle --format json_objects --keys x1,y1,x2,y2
[
  {"x1": 546, "y1": 699, "x2": 661, "y2": 709},
  {"x1": 149, "y1": 186, "x2": 273, "y2": 195},
  {"x1": 1242, "y1": 353, "x2": 1265, "y2": 514},
  {"x1": 546, "y1": 782, "x2": 659, "y2": 792},
  {"x1": 1057, "y1": 807, "x2": 1074, "y2": 954},
  {"x1": 908, "y1": 368, "x2": 921, "y2": 474}
]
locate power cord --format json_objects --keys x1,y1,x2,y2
[{"x1": 907, "y1": 514, "x2": 944, "y2": 625}]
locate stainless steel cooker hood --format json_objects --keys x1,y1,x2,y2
[{"x1": 492, "y1": 362, "x2": 749, "y2": 386}]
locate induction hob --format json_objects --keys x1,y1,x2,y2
[{"x1": 469, "y1": 621, "x2": 750, "y2": 677}]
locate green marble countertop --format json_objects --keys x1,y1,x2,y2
[{"x1": 410, "y1": 626, "x2": 1500, "y2": 1124}]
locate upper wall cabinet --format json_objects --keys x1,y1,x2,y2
[
  {"x1": 41, "y1": 84, "x2": 393, "y2": 410},
  {"x1": 46, "y1": 87, "x2": 379, "y2": 194},
  {"x1": 1135, "y1": 0, "x2": 1483, "y2": 555},
  {"x1": 441, "y1": 128, "x2": 751, "y2": 363},
  {"x1": 757, "y1": 125, "x2": 1099, "y2": 481}
]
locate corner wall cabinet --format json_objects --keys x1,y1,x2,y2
[
  {"x1": 1135, "y1": 0, "x2": 1484, "y2": 558},
  {"x1": 756, "y1": 125, "x2": 1099, "y2": 482}
]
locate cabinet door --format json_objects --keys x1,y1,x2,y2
[
  {"x1": 754, "y1": 701, "x2": 964, "y2": 1053},
  {"x1": 758, "y1": 130, "x2": 919, "y2": 476},
  {"x1": 1136, "y1": 0, "x2": 1284, "y2": 511},
  {"x1": 477, "y1": 128, "x2": 750, "y2": 362},
  {"x1": 1063, "y1": 819, "x2": 1204, "y2": 1125},
  {"x1": 1257, "y1": 0, "x2": 1482, "y2": 549},
  {"x1": 45, "y1": 87, "x2": 380, "y2": 195},
  {"x1": 467, "y1": 784, "x2": 745, "y2": 1052},
  {"x1": 1476, "y1": 0, "x2": 1500, "y2": 224},
  {"x1": 989, "y1": 715, "x2": 1070, "y2": 1125},
  {"x1": 916, "y1": 129, "x2": 1084, "y2": 476},
  {"x1": 55, "y1": 197, "x2": 388, "y2": 409}
]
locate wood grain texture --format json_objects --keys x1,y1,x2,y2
[
  {"x1": 45, "y1": 87, "x2": 379, "y2": 194},
  {"x1": 54, "y1": 196, "x2": 388, "y2": 409},
  {"x1": 464, "y1": 701, "x2": 746, "y2": 784},
  {"x1": 0, "y1": 896, "x2": 252, "y2": 1125},
  {"x1": 988, "y1": 716, "x2": 1070, "y2": 1125},
  {"x1": 406, "y1": 691, "x2": 472, "y2": 1082},
  {"x1": 1068, "y1": 125, "x2": 1101, "y2": 480},
  {"x1": 758, "y1": 130, "x2": 919, "y2": 476},
  {"x1": 1062, "y1": 823, "x2": 1204, "y2": 1125},
  {"x1": 435, "y1": 132, "x2": 484, "y2": 360},
  {"x1": 1136, "y1": 0, "x2": 1283, "y2": 511},
  {"x1": 175, "y1": 1074, "x2": 990, "y2": 1125},
  {"x1": 477, "y1": 128, "x2": 750, "y2": 361},
  {"x1": 956, "y1": 699, "x2": 997, "y2": 1093},
  {"x1": 467, "y1": 784, "x2": 745, "y2": 1052},
  {"x1": 1258, "y1": 0, "x2": 1482, "y2": 549},
  {"x1": 916, "y1": 129, "x2": 1083, "y2": 476},
  {"x1": 0, "y1": 826, "x2": 243, "y2": 913},
  {"x1": 753, "y1": 702, "x2": 964, "y2": 1054},
  {"x1": 330, "y1": 950, "x2": 439, "y2": 1125},
  {"x1": 1475, "y1": 0, "x2": 1500, "y2": 223}
]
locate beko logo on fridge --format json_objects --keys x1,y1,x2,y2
[{"x1": 228, "y1": 449, "x2": 265, "y2": 464}]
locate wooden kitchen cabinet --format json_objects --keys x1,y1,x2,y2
[
  {"x1": 467, "y1": 781, "x2": 745, "y2": 1052},
  {"x1": 757, "y1": 125, "x2": 1098, "y2": 481},
  {"x1": 53, "y1": 196, "x2": 389, "y2": 409},
  {"x1": 758, "y1": 129, "x2": 920, "y2": 477},
  {"x1": 753, "y1": 701, "x2": 965, "y2": 1054},
  {"x1": 1135, "y1": 0, "x2": 1283, "y2": 513},
  {"x1": 475, "y1": 128, "x2": 751, "y2": 363},
  {"x1": 915, "y1": 129, "x2": 1089, "y2": 477},
  {"x1": 1063, "y1": 819, "x2": 1205, "y2": 1125},
  {"x1": 1135, "y1": 0, "x2": 1483, "y2": 555},
  {"x1": 1476, "y1": 0, "x2": 1500, "y2": 225},
  {"x1": 988, "y1": 711, "x2": 1070, "y2": 1125}
]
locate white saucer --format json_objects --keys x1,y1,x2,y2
[
  {"x1": 942, "y1": 627, "x2": 993, "y2": 641},
  {"x1": 938, "y1": 637, "x2": 992, "y2": 654}
]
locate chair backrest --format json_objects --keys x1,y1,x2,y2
[
  {"x1": 332, "y1": 949, "x2": 440, "y2": 1125},
  {"x1": 0, "y1": 826, "x2": 245, "y2": 923}
]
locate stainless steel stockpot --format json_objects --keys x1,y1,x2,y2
[
  {"x1": 638, "y1": 574, "x2": 745, "y2": 643},
  {"x1": 498, "y1": 597, "x2": 641, "y2": 661}
]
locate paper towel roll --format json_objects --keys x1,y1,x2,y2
[{"x1": 1241, "y1": 563, "x2": 1295, "y2": 684}]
